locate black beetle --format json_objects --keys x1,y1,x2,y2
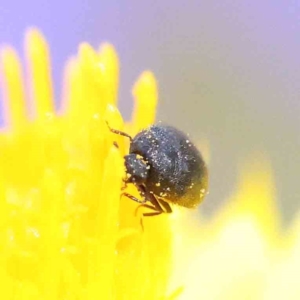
[{"x1": 108, "y1": 123, "x2": 208, "y2": 217}]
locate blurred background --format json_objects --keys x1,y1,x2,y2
[{"x1": 0, "y1": 1, "x2": 299, "y2": 224}]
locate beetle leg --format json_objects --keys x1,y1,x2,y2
[
  {"x1": 136, "y1": 185, "x2": 170, "y2": 218},
  {"x1": 157, "y1": 199, "x2": 172, "y2": 213},
  {"x1": 122, "y1": 185, "x2": 167, "y2": 231},
  {"x1": 143, "y1": 211, "x2": 163, "y2": 217},
  {"x1": 148, "y1": 195, "x2": 164, "y2": 212},
  {"x1": 121, "y1": 184, "x2": 149, "y2": 203},
  {"x1": 134, "y1": 204, "x2": 158, "y2": 216},
  {"x1": 121, "y1": 192, "x2": 147, "y2": 204},
  {"x1": 137, "y1": 185, "x2": 164, "y2": 212}
]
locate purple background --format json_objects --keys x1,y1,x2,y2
[{"x1": 1, "y1": 1, "x2": 300, "y2": 222}]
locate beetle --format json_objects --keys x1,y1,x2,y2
[{"x1": 108, "y1": 123, "x2": 208, "y2": 217}]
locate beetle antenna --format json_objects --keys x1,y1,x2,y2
[{"x1": 106, "y1": 121, "x2": 133, "y2": 141}]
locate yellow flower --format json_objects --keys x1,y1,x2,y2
[
  {"x1": 0, "y1": 29, "x2": 173, "y2": 299},
  {"x1": 1, "y1": 28, "x2": 299, "y2": 300}
]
